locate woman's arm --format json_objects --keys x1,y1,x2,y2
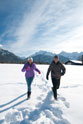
[
  {"x1": 34, "y1": 64, "x2": 40, "y2": 74},
  {"x1": 21, "y1": 63, "x2": 27, "y2": 72}
]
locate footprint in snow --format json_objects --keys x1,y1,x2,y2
[{"x1": 58, "y1": 95, "x2": 70, "y2": 108}]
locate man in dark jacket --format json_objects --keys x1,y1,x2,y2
[{"x1": 46, "y1": 55, "x2": 66, "y2": 100}]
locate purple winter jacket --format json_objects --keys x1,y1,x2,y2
[{"x1": 21, "y1": 62, "x2": 40, "y2": 78}]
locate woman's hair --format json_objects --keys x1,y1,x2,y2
[{"x1": 28, "y1": 57, "x2": 33, "y2": 62}]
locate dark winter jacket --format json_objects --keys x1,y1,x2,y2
[{"x1": 46, "y1": 61, "x2": 66, "y2": 79}]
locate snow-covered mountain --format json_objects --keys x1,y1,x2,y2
[
  {"x1": 60, "y1": 51, "x2": 83, "y2": 60},
  {"x1": 32, "y1": 50, "x2": 55, "y2": 57},
  {"x1": 0, "y1": 48, "x2": 25, "y2": 63},
  {"x1": 31, "y1": 50, "x2": 83, "y2": 64},
  {"x1": 30, "y1": 50, "x2": 69, "y2": 64},
  {"x1": 0, "y1": 48, "x2": 83, "y2": 64}
]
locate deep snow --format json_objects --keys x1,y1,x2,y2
[{"x1": 0, "y1": 64, "x2": 83, "y2": 124}]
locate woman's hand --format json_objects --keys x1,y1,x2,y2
[{"x1": 38, "y1": 72, "x2": 41, "y2": 74}]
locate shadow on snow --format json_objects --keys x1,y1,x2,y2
[
  {"x1": 21, "y1": 91, "x2": 70, "y2": 124},
  {"x1": 0, "y1": 93, "x2": 27, "y2": 113}
]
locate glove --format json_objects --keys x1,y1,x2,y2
[
  {"x1": 38, "y1": 72, "x2": 41, "y2": 74},
  {"x1": 46, "y1": 75, "x2": 49, "y2": 80},
  {"x1": 61, "y1": 72, "x2": 64, "y2": 76},
  {"x1": 26, "y1": 67, "x2": 30, "y2": 71}
]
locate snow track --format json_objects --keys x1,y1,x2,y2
[{"x1": 0, "y1": 64, "x2": 83, "y2": 124}]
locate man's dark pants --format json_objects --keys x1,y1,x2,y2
[{"x1": 52, "y1": 78, "x2": 60, "y2": 99}]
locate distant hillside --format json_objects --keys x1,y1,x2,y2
[
  {"x1": 32, "y1": 50, "x2": 55, "y2": 57},
  {"x1": 0, "y1": 48, "x2": 25, "y2": 63},
  {"x1": 60, "y1": 51, "x2": 83, "y2": 60},
  {"x1": 30, "y1": 50, "x2": 69, "y2": 64},
  {"x1": 0, "y1": 49, "x2": 82, "y2": 64}
]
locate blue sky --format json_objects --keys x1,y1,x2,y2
[{"x1": 0, "y1": 0, "x2": 83, "y2": 57}]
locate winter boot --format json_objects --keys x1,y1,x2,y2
[{"x1": 27, "y1": 92, "x2": 31, "y2": 99}]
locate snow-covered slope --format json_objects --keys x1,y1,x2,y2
[
  {"x1": 0, "y1": 49, "x2": 24, "y2": 63},
  {"x1": 30, "y1": 50, "x2": 69, "y2": 64},
  {"x1": 60, "y1": 51, "x2": 83, "y2": 60},
  {"x1": 32, "y1": 50, "x2": 55, "y2": 57},
  {"x1": 0, "y1": 64, "x2": 83, "y2": 124}
]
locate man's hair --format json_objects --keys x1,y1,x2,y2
[{"x1": 54, "y1": 55, "x2": 59, "y2": 59}]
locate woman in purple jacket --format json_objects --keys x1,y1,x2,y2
[{"x1": 22, "y1": 57, "x2": 41, "y2": 99}]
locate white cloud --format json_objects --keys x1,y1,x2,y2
[
  {"x1": 52, "y1": 26, "x2": 83, "y2": 53},
  {"x1": 0, "y1": 44, "x2": 3, "y2": 48},
  {"x1": 7, "y1": 0, "x2": 50, "y2": 54}
]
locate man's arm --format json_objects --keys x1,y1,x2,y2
[
  {"x1": 46, "y1": 64, "x2": 52, "y2": 80},
  {"x1": 61, "y1": 64, "x2": 66, "y2": 76}
]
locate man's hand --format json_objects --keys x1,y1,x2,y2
[{"x1": 61, "y1": 72, "x2": 64, "y2": 76}]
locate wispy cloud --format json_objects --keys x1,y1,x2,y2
[
  {"x1": 0, "y1": 44, "x2": 3, "y2": 48},
  {"x1": 54, "y1": 26, "x2": 83, "y2": 53},
  {"x1": 0, "y1": 0, "x2": 83, "y2": 56},
  {"x1": 3, "y1": 0, "x2": 50, "y2": 54}
]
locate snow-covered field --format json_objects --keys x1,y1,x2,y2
[{"x1": 0, "y1": 64, "x2": 83, "y2": 124}]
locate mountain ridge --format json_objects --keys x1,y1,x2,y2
[{"x1": 0, "y1": 48, "x2": 83, "y2": 64}]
